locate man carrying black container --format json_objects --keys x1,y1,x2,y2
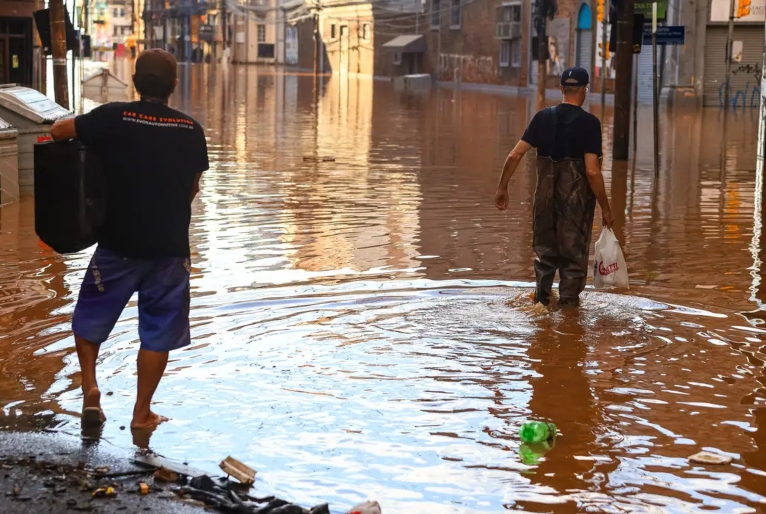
[
  {"x1": 493, "y1": 67, "x2": 614, "y2": 308},
  {"x1": 51, "y1": 49, "x2": 209, "y2": 430}
]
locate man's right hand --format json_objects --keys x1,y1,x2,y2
[
  {"x1": 494, "y1": 188, "x2": 509, "y2": 211},
  {"x1": 602, "y1": 209, "x2": 615, "y2": 229}
]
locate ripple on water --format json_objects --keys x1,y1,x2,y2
[{"x1": 1, "y1": 69, "x2": 765, "y2": 512}]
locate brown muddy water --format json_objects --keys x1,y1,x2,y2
[{"x1": 2, "y1": 65, "x2": 766, "y2": 513}]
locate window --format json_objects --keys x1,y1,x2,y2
[
  {"x1": 450, "y1": 0, "x2": 461, "y2": 28},
  {"x1": 114, "y1": 26, "x2": 120, "y2": 36},
  {"x1": 496, "y1": 3, "x2": 522, "y2": 39},
  {"x1": 120, "y1": 8, "x2": 125, "y2": 17},
  {"x1": 500, "y1": 40, "x2": 510, "y2": 68},
  {"x1": 113, "y1": 8, "x2": 119, "y2": 17},
  {"x1": 393, "y1": 52, "x2": 402, "y2": 65},
  {"x1": 330, "y1": 23, "x2": 336, "y2": 39},
  {"x1": 257, "y1": 24, "x2": 266, "y2": 42},
  {"x1": 431, "y1": 0, "x2": 440, "y2": 29},
  {"x1": 362, "y1": 23, "x2": 370, "y2": 41},
  {"x1": 499, "y1": 3, "x2": 521, "y2": 22},
  {"x1": 511, "y1": 38, "x2": 521, "y2": 67}
]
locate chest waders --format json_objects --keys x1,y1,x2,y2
[{"x1": 532, "y1": 106, "x2": 597, "y2": 306}]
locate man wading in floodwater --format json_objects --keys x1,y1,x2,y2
[
  {"x1": 51, "y1": 49, "x2": 209, "y2": 430},
  {"x1": 494, "y1": 67, "x2": 614, "y2": 307}
]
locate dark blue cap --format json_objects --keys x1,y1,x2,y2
[{"x1": 560, "y1": 67, "x2": 589, "y2": 86}]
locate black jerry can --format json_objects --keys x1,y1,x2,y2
[{"x1": 34, "y1": 140, "x2": 106, "y2": 254}]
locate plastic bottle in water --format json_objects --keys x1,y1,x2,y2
[{"x1": 519, "y1": 421, "x2": 557, "y2": 444}]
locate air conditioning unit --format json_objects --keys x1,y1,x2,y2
[{"x1": 495, "y1": 21, "x2": 521, "y2": 39}]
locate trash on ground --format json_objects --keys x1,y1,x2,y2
[
  {"x1": 11, "y1": 485, "x2": 19, "y2": 496},
  {"x1": 219, "y1": 456, "x2": 257, "y2": 486},
  {"x1": 93, "y1": 466, "x2": 110, "y2": 474},
  {"x1": 153, "y1": 467, "x2": 179, "y2": 483},
  {"x1": 133, "y1": 454, "x2": 205, "y2": 478},
  {"x1": 92, "y1": 486, "x2": 117, "y2": 498},
  {"x1": 689, "y1": 451, "x2": 732, "y2": 465},
  {"x1": 348, "y1": 501, "x2": 383, "y2": 514},
  {"x1": 138, "y1": 482, "x2": 150, "y2": 495},
  {"x1": 519, "y1": 421, "x2": 557, "y2": 444}
]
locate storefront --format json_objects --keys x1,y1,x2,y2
[
  {"x1": 703, "y1": 24, "x2": 763, "y2": 107},
  {"x1": 703, "y1": 0, "x2": 764, "y2": 107}
]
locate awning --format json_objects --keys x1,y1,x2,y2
[{"x1": 382, "y1": 35, "x2": 426, "y2": 53}]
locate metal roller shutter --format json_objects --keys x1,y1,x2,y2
[
  {"x1": 637, "y1": 47, "x2": 653, "y2": 104},
  {"x1": 577, "y1": 29, "x2": 593, "y2": 75},
  {"x1": 703, "y1": 25, "x2": 763, "y2": 107}
]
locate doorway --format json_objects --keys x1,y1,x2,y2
[
  {"x1": 575, "y1": 3, "x2": 593, "y2": 76},
  {"x1": 0, "y1": 39, "x2": 6, "y2": 84},
  {"x1": 0, "y1": 17, "x2": 33, "y2": 86},
  {"x1": 339, "y1": 25, "x2": 349, "y2": 76}
]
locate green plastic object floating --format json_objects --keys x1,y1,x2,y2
[{"x1": 519, "y1": 421, "x2": 557, "y2": 444}]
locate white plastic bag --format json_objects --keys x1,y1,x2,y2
[{"x1": 593, "y1": 228, "x2": 629, "y2": 289}]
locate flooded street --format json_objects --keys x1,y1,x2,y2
[{"x1": 2, "y1": 65, "x2": 766, "y2": 512}]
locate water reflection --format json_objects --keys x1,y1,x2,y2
[{"x1": 0, "y1": 66, "x2": 765, "y2": 511}]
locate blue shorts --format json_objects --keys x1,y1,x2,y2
[{"x1": 73, "y1": 246, "x2": 192, "y2": 352}]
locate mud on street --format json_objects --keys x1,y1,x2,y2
[{"x1": 1, "y1": 67, "x2": 766, "y2": 512}]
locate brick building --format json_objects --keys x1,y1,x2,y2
[{"x1": 425, "y1": 0, "x2": 593, "y2": 90}]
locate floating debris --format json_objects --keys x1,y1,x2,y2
[{"x1": 689, "y1": 451, "x2": 732, "y2": 465}]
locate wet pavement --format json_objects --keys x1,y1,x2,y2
[
  {"x1": 0, "y1": 432, "x2": 208, "y2": 513},
  {"x1": 1, "y1": 64, "x2": 766, "y2": 512}
]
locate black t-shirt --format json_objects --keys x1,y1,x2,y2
[
  {"x1": 521, "y1": 104, "x2": 602, "y2": 160},
  {"x1": 75, "y1": 100, "x2": 209, "y2": 258}
]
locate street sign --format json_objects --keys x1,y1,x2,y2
[
  {"x1": 636, "y1": 0, "x2": 668, "y2": 20},
  {"x1": 642, "y1": 25, "x2": 685, "y2": 45}
]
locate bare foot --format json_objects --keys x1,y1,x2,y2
[
  {"x1": 82, "y1": 387, "x2": 106, "y2": 426},
  {"x1": 130, "y1": 411, "x2": 169, "y2": 430}
]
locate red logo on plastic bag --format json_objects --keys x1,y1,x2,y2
[
  {"x1": 598, "y1": 261, "x2": 619, "y2": 276},
  {"x1": 37, "y1": 136, "x2": 52, "y2": 143}
]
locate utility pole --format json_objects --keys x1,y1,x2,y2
[
  {"x1": 596, "y1": 0, "x2": 607, "y2": 113},
  {"x1": 313, "y1": 10, "x2": 320, "y2": 77},
  {"x1": 758, "y1": 3, "x2": 765, "y2": 159},
  {"x1": 612, "y1": 0, "x2": 634, "y2": 160},
  {"x1": 50, "y1": 0, "x2": 69, "y2": 109},
  {"x1": 724, "y1": 0, "x2": 736, "y2": 110},
  {"x1": 534, "y1": 0, "x2": 554, "y2": 110},
  {"x1": 537, "y1": 20, "x2": 546, "y2": 109},
  {"x1": 652, "y1": 2, "x2": 659, "y2": 176}
]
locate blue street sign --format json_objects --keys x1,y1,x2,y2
[{"x1": 642, "y1": 25, "x2": 685, "y2": 45}]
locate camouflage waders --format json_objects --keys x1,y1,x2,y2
[{"x1": 532, "y1": 108, "x2": 597, "y2": 306}]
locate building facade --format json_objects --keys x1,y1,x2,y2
[
  {"x1": 143, "y1": 0, "x2": 209, "y2": 62},
  {"x1": 294, "y1": 3, "x2": 375, "y2": 74},
  {"x1": 280, "y1": 0, "x2": 761, "y2": 107}
]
